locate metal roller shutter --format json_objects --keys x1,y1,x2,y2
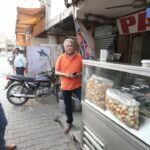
[{"x1": 95, "y1": 34, "x2": 116, "y2": 59}]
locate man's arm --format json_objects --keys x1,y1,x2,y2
[
  {"x1": 55, "y1": 70, "x2": 70, "y2": 78},
  {"x1": 55, "y1": 70, "x2": 82, "y2": 78}
]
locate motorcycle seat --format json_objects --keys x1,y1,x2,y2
[
  {"x1": 11, "y1": 75, "x2": 24, "y2": 78},
  {"x1": 10, "y1": 75, "x2": 35, "y2": 82},
  {"x1": 22, "y1": 76, "x2": 35, "y2": 82}
]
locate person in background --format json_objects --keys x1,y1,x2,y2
[
  {"x1": 0, "y1": 103, "x2": 16, "y2": 150},
  {"x1": 13, "y1": 48, "x2": 27, "y2": 75},
  {"x1": 55, "y1": 38, "x2": 83, "y2": 133}
]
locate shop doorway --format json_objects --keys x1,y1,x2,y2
[
  {"x1": 131, "y1": 36, "x2": 143, "y2": 65},
  {"x1": 142, "y1": 33, "x2": 150, "y2": 60}
]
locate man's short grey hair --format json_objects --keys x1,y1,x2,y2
[{"x1": 63, "y1": 38, "x2": 75, "y2": 47}]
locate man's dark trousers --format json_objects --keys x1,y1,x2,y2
[
  {"x1": 62, "y1": 87, "x2": 81, "y2": 124},
  {"x1": 16, "y1": 67, "x2": 24, "y2": 75}
]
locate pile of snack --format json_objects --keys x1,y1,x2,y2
[
  {"x1": 105, "y1": 89, "x2": 140, "y2": 129},
  {"x1": 85, "y1": 75, "x2": 113, "y2": 109},
  {"x1": 85, "y1": 74, "x2": 140, "y2": 129}
]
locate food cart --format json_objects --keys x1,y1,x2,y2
[{"x1": 81, "y1": 60, "x2": 150, "y2": 150}]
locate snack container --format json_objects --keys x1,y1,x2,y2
[
  {"x1": 105, "y1": 89, "x2": 140, "y2": 129},
  {"x1": 85, "y1": 74, "x2": 114, "y2": 109}
]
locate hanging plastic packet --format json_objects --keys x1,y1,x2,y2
[
  {"x1": 85, "y1": 74, "x2": 114, "y2": 109},
  {"x1": 105, "y1": 89, "x2": 140, "y2": 129}
]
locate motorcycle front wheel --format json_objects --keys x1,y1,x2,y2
[{"x1": 7, "y1": 83, "x2": 29, "y2": 106}]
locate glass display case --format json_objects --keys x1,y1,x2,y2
[{"x1": 81, "y1": 60, "x2": 150, "y2": 150}]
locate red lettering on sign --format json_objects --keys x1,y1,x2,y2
[
  {"x1": 138, "y1": 12, "x2": 150, "y2": 31},
  {"x1": 117, "y1": 11, "x2": 150, "y2": 34},
  {"x1": 120, "y1": 16, "x2": 136, "y2": 33}
]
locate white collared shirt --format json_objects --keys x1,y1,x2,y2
[{"x1": 14, "y1": 54, "x2": 26, "y2": 68}]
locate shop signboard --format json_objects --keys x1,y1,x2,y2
[
  {"x1": 146, "y1": 8, "x2": 150, "y2": 18},
  {"x1": 117, "y1": 10, "x2": 150, "y2": 35},
  {"x1": 74, "y1": 19, "x2": 95, "y2": 59}
]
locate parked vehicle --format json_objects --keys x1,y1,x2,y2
[{"x1": 5, "y1": 69, "x2": 60, "y2": 106}]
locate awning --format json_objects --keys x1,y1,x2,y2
[{"x1": 16, "y1": 7, "x2": 45, "y2": 46}]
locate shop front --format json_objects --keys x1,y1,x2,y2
[
  {"x1": 117, "y1": 10, "x2": 150, "y2": 65},
  {"x1": 80, "y1": 8, "x2": 150, "y2": 150},
  {"x1": 81, "y1": 60, "x2": 150, "y2": 150},
  {"x1": 45, "y1": 2, "x2": 150, "y2": 149}
]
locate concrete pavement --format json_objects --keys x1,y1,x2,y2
[
  {"x1": 0, "y1": 56, "x2": 80, "y2": 150},
  {"x1": 1, "y1": 94, "x2": 79, "y2": 150}
]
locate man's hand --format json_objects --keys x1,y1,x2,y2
[
  {"x1": 68, "y1": 73, "x2": 81, "y2": 78},
  {"x1": 55, "y1": 70, "x2": 81, "y2": 78},
  {"x1": 68, "y1": 73, "x2": 75, "y2": 78}
]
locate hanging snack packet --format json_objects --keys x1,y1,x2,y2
[
  {"x1": 85, "y1": 74, "x2": 113, "y2": 109},
  {"x1": 105, "y1": 89, "x2": 140, "y2": 129}
]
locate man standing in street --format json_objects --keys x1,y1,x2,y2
[
  {"x1": 13, "y1": 48, "x2": 27, "y2": 75},
  {"x1": 0, "y1": 102, "x2": 16, "y2": 150},
  {"x1": 55, "y1": 38, "x2": 83, "y2": 133}
]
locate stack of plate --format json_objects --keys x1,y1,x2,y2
[{"x1": 141, "y1": 60, "x2": 150, "y2": 67}]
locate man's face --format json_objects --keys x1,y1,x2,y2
[{"x1": 64, "y1": 41, "x2": 75, "y2": 55}]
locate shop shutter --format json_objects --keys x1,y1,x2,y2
[
  {"x1": 117, "y1": 35, "x2": 130, "y2": 63},
  {"x1": 95, "y1": 34, "x2": 116, "y2": 60}
]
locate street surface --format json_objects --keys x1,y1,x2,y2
[{"x1": 0, "y1": 55, "x2": 77, "y2": 150}]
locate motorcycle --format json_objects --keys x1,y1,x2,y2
[{"x1": 5, "y1": 69, "x2": 60, "y2": 106}]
